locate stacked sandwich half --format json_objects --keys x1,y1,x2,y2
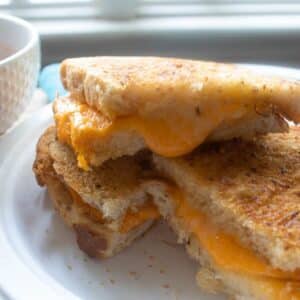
[{"x1": 33, "y1": 57, "x2": 300, "y2": 299}]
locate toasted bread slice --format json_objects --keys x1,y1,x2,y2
[
  {"x1": 60, "y1": 57, "x2": 300, "y2": 123},
  {"x1": 150, "y1": 128, "x2": 300, "y2": 299},
  {"x1": 46, "y1": 127, "x2": 155, "y2": 222},
  {"x1": 46, "y1": 176, "x2": 155, "y2": 258},
  {"x1": 53, "y1": 95, "x2": 287, "y2": 168},
  {"x1": 153, "y1": 127, "x2": 300, "y2": 270},
  {"x1": 33, "y1": 127, "x2": 159, "y2": 258}
]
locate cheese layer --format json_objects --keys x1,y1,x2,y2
[
  {"x1": 54, "y1": 96, "x2": 264, "y2": 169},
  {"x1": 119, "y1": 203, "x2": 159, "y2": 233},
  {"x1": 169, "y1": 188, "x2": 300, "y2": 299},
  {"x1": 69, "y1": 188, "x2": 159, "y2": 233}
]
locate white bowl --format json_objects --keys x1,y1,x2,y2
[{"x1": 0, "y1": 14, "x2": 40, "y2": 133}]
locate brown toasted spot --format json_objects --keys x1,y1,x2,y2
[
  {"x1": 73, "y1": 224, "x2": 107, "y2": 258},
  {"x1": 278, "y1": 211, "x2": 300, "y2": 227},
  {"x1": 195, "y1": 106, "x2": 201, "y2": 116}
]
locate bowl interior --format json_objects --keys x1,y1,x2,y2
[{"x1": 0, "y1": 17, "x2": 34, "y2": 61}]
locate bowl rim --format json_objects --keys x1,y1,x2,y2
[{"x1": 0, "y1": 14, "x2": 39, "y2": 67}]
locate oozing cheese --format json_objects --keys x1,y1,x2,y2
[
  {"x1": 169, "y1": 187, "x2": 300, "y2": 299},
  {"x1": 54, "y1": 97, "x2": 255, "y2": 169},
  {"x1": 68, "y1": 187, "x2": 159, "y2": 233}
]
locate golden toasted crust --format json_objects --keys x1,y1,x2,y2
[
  {"x1": 153, "y1": 127, "x2": 300, "y2": 271},
  {"x1": 60, "y1": 56, "x2": 300, "y2": 123},
  {"x1": 32, "y1": 126, "x2": 155, "y2": 258}
]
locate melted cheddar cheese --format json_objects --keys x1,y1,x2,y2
[
  {"x1": 239, "y1": 274, "x2": 300, "y2": 300},
  {"x1": 119, "y1": 202, "x2": 159, "y2": 233},
  {"x1": 69, "y1": 187, "x2": 104, "y2": 223},
  {"x1": 54, "y1": 97, "x2": 254, "y2": 169},
  {"x1": 169, "y1": 187, "x2": 300, "y2": 300},
  {"x1": 68, "y1": 187, "x2": 159, "y2": 233}
]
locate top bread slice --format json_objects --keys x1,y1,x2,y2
[
  {"x1": 60, "y1": 56, "x2": 300, "y2": 123},
  {"x1": 152, "y1": 127, "x2": 300, "y2": 272}
]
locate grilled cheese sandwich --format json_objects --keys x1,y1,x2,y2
[
  {"x1": 33, "y1": 127, "x2": 159, "y2": 258},
  {"x1": 151, "y1": 128, "x2": 300, "y2": 299},
  {"x1": 33, "y1": 56, "x2": 300, "y2": 300},
  {"x1": 54, "y1": 57, "x2": 300, "y2": 169},
  {"x1": 168, "y1": 186, "x2": 300, "y2": 281},
  {"x1": 169, "y1": 187, "x2": 300, "y2": 300}
]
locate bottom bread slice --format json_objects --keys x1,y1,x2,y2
[{"x1": 47, "y1": 176, "x2": 154, "y2": 258}]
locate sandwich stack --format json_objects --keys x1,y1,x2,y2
[{"x1": 33, "y1": 57, "x2": 300, "y2": 299}]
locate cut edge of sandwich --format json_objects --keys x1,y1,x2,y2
[
  {"x1": 147, "y1": 182, "x2": 300, "y2": 300},
  {"x1": 151, "y1": 129, "x2": 300, "y2": 272},
  {"x1": 47, "y1": 175, "x2": 154, "y2": 258},
  {"x1": 33, "y1": 126, "x2": 159, "y2": 258}
]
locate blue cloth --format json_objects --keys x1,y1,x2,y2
[{"x1": 38, "y1": 64, "x2": 67, "y2": 102}]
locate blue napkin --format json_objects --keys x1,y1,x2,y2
[{"x1": 38, "y1": 64, "x2": 67, "y2": 102}]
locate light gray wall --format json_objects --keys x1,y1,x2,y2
[{"x1": 41, "y1": 29, "x2": 300, "y2": 67}]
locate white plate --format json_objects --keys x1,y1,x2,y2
[{"x1": 0, "y1": 65, "x2": 299, "y2": 300}]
